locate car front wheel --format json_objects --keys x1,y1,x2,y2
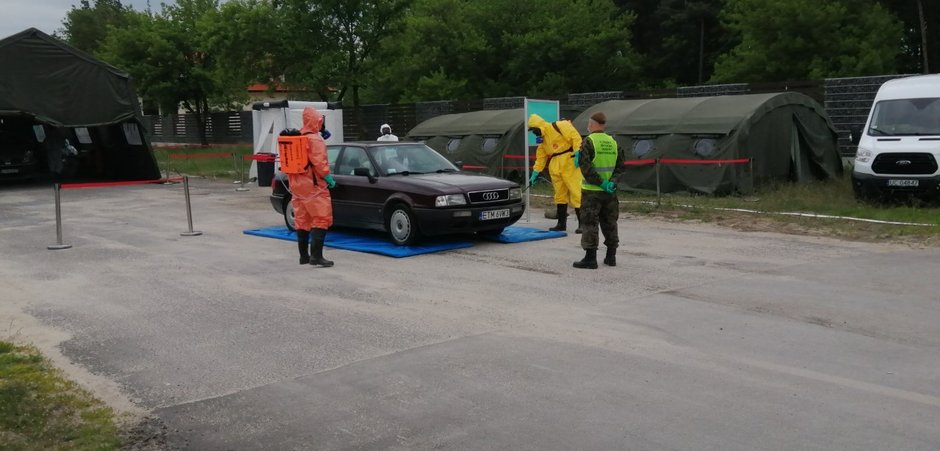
[{"x1": 386, "y1": 204, "x2": 419, "y2": 246}]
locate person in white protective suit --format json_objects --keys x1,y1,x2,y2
[{"x1": 377, "y1": 124, "x2": 399, "y2": 141}]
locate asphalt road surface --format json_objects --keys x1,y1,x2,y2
[{"x1": 2, "y1": 178, "x2": 938, "y2": 450}]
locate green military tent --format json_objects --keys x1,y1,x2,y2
[
  {"x1": 573, "y1": 92, "x2": 843, "y2": 194},
  {"x1": 407, "y1": 109, "x2": 529, "y2": 180},
  {"x1": 0, "y1": 28, "x2": 159, "y2": 181}
]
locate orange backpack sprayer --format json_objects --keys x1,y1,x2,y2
[{"x1": 276, "y1": 129, "x2": 310, "y2": 174}]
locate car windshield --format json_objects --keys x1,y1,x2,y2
[
  {"x1": 370, "y1": 144, "x2": 459, "y2": 176},
  {"x1": 869, "y1": 97, "x2": 940, "y2": 136}
]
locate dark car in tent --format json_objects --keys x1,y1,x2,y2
[
  {"x1": 270, "y1": 142, "x2": 525, "y2": 245},
  {"x1": 0, "y1": 119, "x2": 41, "y2": 180}
]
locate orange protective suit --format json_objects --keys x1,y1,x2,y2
[
  {"x1": 529, "y1": 114, "x2": 583, "y2": 208},
  {"x1": 289, "y1": 108, "x2": 333, "y2": 230}
]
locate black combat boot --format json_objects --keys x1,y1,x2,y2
[
  {"x1": 604, "y1": 247, "x2": 616, "y2": 267},
  {"x1": 297, "y1": 229, "x2": 310, "y2": 265},
  {"x1": 575, "y1": 208, "x2": 582, "y2": 234},
  {"x1": 549, "y1": 204, "x2": 567, "y2": 231},
  {"x1": 310, "y1": 229, "x2": 334, "y2": 267},
  {"x1": 573, "y1": 249, "x2": 598, "y2": 269}
]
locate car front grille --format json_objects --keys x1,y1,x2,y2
[
  {"x1": 871, "y1": 153, "x2": 938, "y2": 175},
  {"x1": 467, "y1": 189, "x2": 509, "y2": 204}
]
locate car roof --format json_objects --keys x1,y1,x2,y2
[{"x1": 334, "y1": 141, "x2": 424, "y2": 147}]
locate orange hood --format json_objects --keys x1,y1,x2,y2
[{"x1": 300, "y1": 107, "x2": 323, "y2": 135}]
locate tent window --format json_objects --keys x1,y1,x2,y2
[
  {"x1": 481, "y1": 137, "x2": 499, "y2": 155},
  {"x1": 123, "y1": 123, "x2": 142, "y2": 146},
  {"x1": 693, "y1": 138, "x2": 717, "y2": 157},
  {"x1": 632, "y1": 139, "x2": 654, "y2": 157},
  {"x1": 32, "y1": 125, "x2": 46, "y2": 143},
  {"x1": 75, "y1": 127, "x2": 93, "y2": 144},
  {"x1": 447, "y1": 138, "x2": 461, "y2": 153}
]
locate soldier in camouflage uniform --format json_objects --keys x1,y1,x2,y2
[{"x1": 574, "y1": 111, "x2": 625, "y2": 269}]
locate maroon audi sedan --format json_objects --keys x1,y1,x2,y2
[{"x1": 270, "y1": 142, "x2": 525, "y2": 245}]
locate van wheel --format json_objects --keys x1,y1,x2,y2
[
  {"x1": 386, "y1": 204, "x2": 419, "y2": 246},
  {"x1": 283, "y1": 197, "x2": 296, "y2": 231}
]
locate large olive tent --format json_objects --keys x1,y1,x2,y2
[
  {"x1": 407, "y1": 109, "x2": 529, "y2": 180},
  {"x1": 0, "y1": 28, "x2": 159, "y2": 181},
  {"x1": 572, "y1": 92, "x2": 843, "y2": 194}
]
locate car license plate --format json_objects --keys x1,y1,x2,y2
[
  {"x1": 887, "y1": 179, "x2": 919, "y2": 187},
  {"x1": 480, "y1": 209, "x2": 510, "y2": 220},
  {"x1": 0, "y1": 168, "x2": 18, "y2": 174}
]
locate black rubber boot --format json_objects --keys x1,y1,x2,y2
[
  {"x1": 575, "y1": 208, "x2": 582, "y2": 234},
  {"x1": 310, "y1": 229, "x2": 334, "y2": 268},
  {"x1": 604, "y1": 248, "x2": 616, "y2": 267},
  {"x1": 549, "y1": 204, "x2": 567, "y2": 231},
  {"x1": 297, "y1": 230, "x2": 310, "y2": 265},
  {"x1": 573, "y1": 249, "x2": 598, "y2": 269}
]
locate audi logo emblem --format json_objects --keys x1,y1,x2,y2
[
  {"x1": 896, "y1": 160, "x2": 912, "y2": 166},
  {"x1": 482, "y1": 192, "x2": 500, "y2": 201}
]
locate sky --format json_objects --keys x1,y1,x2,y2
[{"x1": 0, "y1": 0, "x2": 173, "y2": 40}]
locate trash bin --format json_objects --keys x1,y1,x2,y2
[{"x1": 256, "y1": 153, "x2": 276, "y2": 187}]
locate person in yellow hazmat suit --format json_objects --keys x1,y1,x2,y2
[{"x1": 528, "y1": 113, "x2": 583, "y2": 232}]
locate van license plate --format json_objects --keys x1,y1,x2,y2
[
  {"x1": 887, "y1": 179, "x2": 919, "y2": 187},
  {"x1": 480, "y1": 209, "x2": 510, "y2": 220}
]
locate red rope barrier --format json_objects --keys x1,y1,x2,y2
[
  {"x1": 503, "y1": 154, "x2": 537, "y2": 160},
  {"x1": 659, "y1": 158, "x2": 750, "y2": 165},
  {"x1": 61, "y1": 177, "x2": 184, "y2": 189},
  {"x1": 624, "y1": 159, "x2": 657, "y2": 166},
  {"x1": 244, "y1": 154, "x2": 277, "y2": 162},
  {"x1": 169, "y1": 152, "x2": 234, "y2": 159},
  {"x1": 154, "y1": 144, "x2": 248, "y2": 150}
]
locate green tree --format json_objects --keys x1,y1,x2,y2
[
  {"x1": 371, "y1": 0, "x2": 639, "y2": 103},
  {"x1": 59, "y1": 0, "x2": 133, "y2": 54},
  {"x1": 712, "y1": 0, "x2": 904, "y2": 82},
  {"x1": 881, "y1": 0, "x2": 939, "y2": 74},
  {"x1": 99, "y1": 0, "x2": 245, "y2": 144},
  {"x1": 272, "y1": 0, "x2": 411, "y2": 104},
  {"x1": 648, "y1": 0, "x2": 725, "y2": 85}
]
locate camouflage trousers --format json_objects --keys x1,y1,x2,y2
[{"x1": 580, "y1": 190, "x2": 619, "y2": 250}]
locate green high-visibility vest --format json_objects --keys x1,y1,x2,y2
[{"x1": 582, "y1": 132, "x2": 618, "y2": 191}]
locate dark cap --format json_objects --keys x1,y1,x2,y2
[{"x1": 590, "y1": 112, "x2": 606, "y2": 124}]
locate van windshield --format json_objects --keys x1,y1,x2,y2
[{"x1": 868, "y1": 98, "x2": 940, "y2": 136}]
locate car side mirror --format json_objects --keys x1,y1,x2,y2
[
  {"x1": 849, "y1": 125, "x2": 863, "y2": 146},
  {"x1": 454, "y1": 160, "x2": 464, "y2": 169},
  {"x1": 353, "y1": 167, "x2": 377, "y2": 183}
]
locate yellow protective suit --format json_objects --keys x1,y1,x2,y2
[
  {"x1": 529, "y1": 114, "x2": 582, "y2": 207},
  {"x1": 289, "y1": 108, "x2": 333, "y2": 231}
]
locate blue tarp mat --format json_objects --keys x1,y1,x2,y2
[
  {"x1": 482, "y1": 226, "x2": 567, "y2": 243},
  {"x1": 243, "y1": 226, "x2": 474, "y2": 258},
  {"x1": 243, "y1": 225, "x2": 565, "y2": 258}
]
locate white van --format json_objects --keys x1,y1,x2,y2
[{"x1": 852, "y1": 74, "x2": 940, "y2": 199}]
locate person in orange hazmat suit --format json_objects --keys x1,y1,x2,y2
[
  {"x1": 292, "y1": 107, "x2": 336, "y2": 267},
  {"x1": 528, "y1": 113, "x2": 583, "y2": 233}
]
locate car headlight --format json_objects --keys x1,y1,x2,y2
[
  {"x1": 509, "y1": 188, "x2": 521, "y2": 200},
  {"x1": 22, "y1": 150, "x2": 33, "y2": 163},
  {"x1": 855, "y1": 148, "x2": 873, "y2": 163},
  {"x1": 435, "y1": 194, "x2": 467, "y2": 207}
]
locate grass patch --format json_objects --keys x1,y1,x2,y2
[
  {"x1": 0, "y1": 341, "x2": 121, "y2": 450},
  {"x1": 527, "y1": 174, "x2": 940, "y2": 245},
  {"x1": 153, "y1": 145, "x2": 254, "y2": 180}
]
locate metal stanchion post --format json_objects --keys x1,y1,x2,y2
[
  {"x1": 162, "y1": 149, "x2": 174, "y2": 185},
  {"x1": 180, "y1": 176, "x2": 203, "y2": 236},
  {"x1": 655, "y1": 159, "x2": 662, "y2": 207},
  {"x1": 235, "y1": 152, "x2": 249, "y2": 192},
  {"x1": 47, "y1": 183, "x2": 72, "y2": 250},
  {"x1": 749, "y1": 158, "x2": 755, "y2": 194}
]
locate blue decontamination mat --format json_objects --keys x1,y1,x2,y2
[
  {"x1": 482, "y1": 226, "x2": 567, "y2": 243},
  {"x1": 243, "y1": 225, "x2": 566, "y2": 258},
  {"x1": 243, "y1": 226, "x2": 474, "y2": 258}
]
